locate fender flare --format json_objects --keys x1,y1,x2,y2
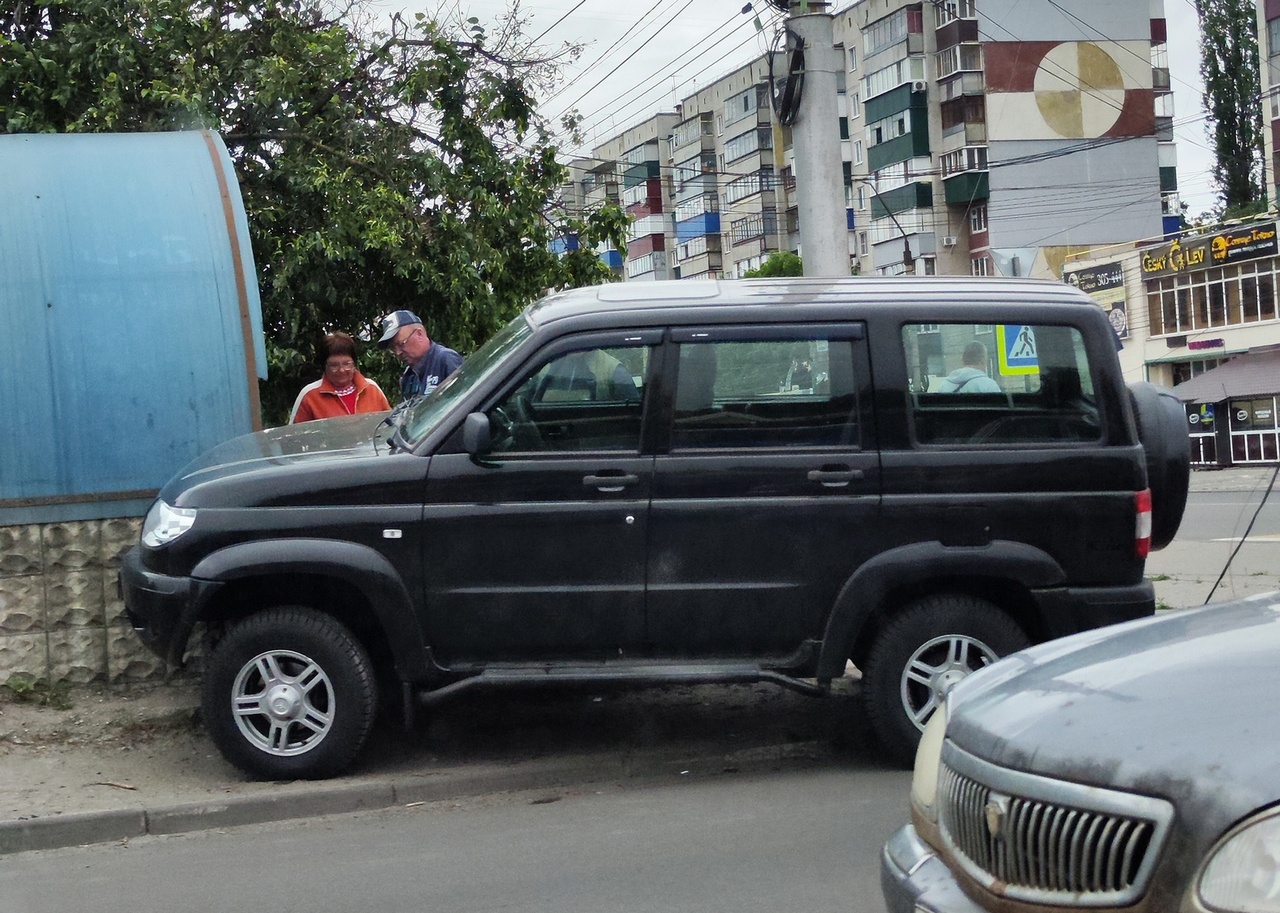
[
  {"x1": 178, "y1": 538, "x2": 429, "y2": 680},
  {"x1": 814, "y1": 540, "x2": 1066, "y2": 680}
]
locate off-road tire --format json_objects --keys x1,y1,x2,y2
[
  {"x1": 202, "y1": 607, "x2": 377, "y2": 780},
  {"x1": 863, "y1": 594, "x2": 1029, "y2": 767}
]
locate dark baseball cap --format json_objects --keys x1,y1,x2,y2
[{"x1": 377, "y1": 310, "x2": 422, "y2": 347}]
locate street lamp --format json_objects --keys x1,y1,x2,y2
[{"x1": 852, "y1": 177, "x2": 915, "y2": 275}]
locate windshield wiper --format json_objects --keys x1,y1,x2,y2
[{"x1": 374, "y1": 400, "x2": 414, "y2": 454}]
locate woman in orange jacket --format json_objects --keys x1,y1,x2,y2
[{"x1": 289, "y1": 332, "x2": 391, "y2": 423}]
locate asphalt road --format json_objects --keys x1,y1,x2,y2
[
  {"x1": 0, "y1": 765, "x2": 909, "y2": 913},
  {"x1": 1148, "y1": 488, "x2": 1280, "y2": 607}
]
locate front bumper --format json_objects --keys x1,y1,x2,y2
[
  {"x1": 117, "y1": 545, "x2": 210, "y2": 666},
  {"x1": 881, "y1": 824, "x2": 985, "y2": 913}
]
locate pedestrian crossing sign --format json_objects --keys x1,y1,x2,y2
[{"x1": 996, "y1": 325, "x2": 1039, "y2": 375}]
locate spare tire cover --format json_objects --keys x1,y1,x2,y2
[{"x1": 1129, "y1": 382, "x2": 1191, "y2": 550}]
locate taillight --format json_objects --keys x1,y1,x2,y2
[{"x1": 1135, "y1": 488, "x2": 1153, "y2": 558}]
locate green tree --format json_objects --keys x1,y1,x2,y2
[
  {"x1": 1197, "y1": 0, "x2": 1266, "y2": 212},
  {"x1": 741, "y1": 250, "x2": 803, "y2": 278},
  {"x1": 1, "y1": 0, "x2": 627, "y2": 423}
]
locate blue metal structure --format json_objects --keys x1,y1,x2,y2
[{"x1": 0, "y1": 131, "x2": 267, "y2": 524}]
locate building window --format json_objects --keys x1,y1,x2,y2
[
  {"x1": 969, "y1": 204, "x2": 987, "y2": 233},
  {"x1": 934, "y1": 0, "x2": 976, "y2": 27},
  {"x1": 852, "y1": 140, "x2": 864, "y2": 165},
  {"x1": 730, "y1": 212, "x2": 778, "y2": 244},
  {"x1": 1147, "y1": 262, "x2": 1280, "y2": 336},
  {"x1": 1269, "y1": 18, "x2": 1280, "y2": 56},
  {"x1": 723, "y1": 169, "x2": 776, "y2": 205},
  {"x1": 971, "y1": 256, "x2": 990, "y2": 276}
]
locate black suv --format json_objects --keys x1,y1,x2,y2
[{"x1": 119, "y1": 278, "x2": 1190, "y2": 779}]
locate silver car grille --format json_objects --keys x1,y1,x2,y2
[{"x1": 938, "y1": 743, "x2": 1174, "y2": 908}]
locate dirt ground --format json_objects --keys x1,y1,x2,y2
[{"x1": 0, "y1": 675, "x2": 875, "y2": 825}]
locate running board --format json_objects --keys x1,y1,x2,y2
[{"x1": 415, "y1": 662, "x2": 830, "y2": 707}]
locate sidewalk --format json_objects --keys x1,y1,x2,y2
[
  {"x1": 1150, "y1": 464, "x2": 1280, "y2": 609},
  {"x1": 0, "y1": 679, "x2": 851, "y2": 856},
  {"x1": 3, "y1": 466, "x2": 1278, "y2": 856}
]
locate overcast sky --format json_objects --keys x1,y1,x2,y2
[{"x1": 423, "y1": 0, "x2": 1218, "y2": 216}]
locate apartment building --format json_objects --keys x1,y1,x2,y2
[
  {"x1": 1043, "y1": 0, "x2": 1279, "y2": 469},
  {"x1": 837, "y1": 0, "x2": 1174, "y2": 278},
  {"x1": 557, "y1": 113, "x2": 678, "y2": 279},
  {"x1": 564, "y1": 0, "x2": 1173, "y2": 280},
  {"x1": 1261, "y1": 0, "x2": 1280, "y2": 205}
]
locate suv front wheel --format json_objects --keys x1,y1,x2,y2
[
  {"x1": 201, "y1": 607, "x2": 378, "y2": 780},
  {"x1": 862, "y1": 594, "x2": 1029, "y2": 766}
]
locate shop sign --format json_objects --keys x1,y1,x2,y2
[
  {"x1": 1064, "y1": 261, "x2": 1128, "y2": 339},
  {"x1": 1188, "y1": 403, "x2": 1215, "y2": 429},
  {"x1": 1141, "y1": 223, "x2": 1279, "y2": 278},
  {"x1": 1188, "y1": 338, "x2": 1225, "y2": 350}
]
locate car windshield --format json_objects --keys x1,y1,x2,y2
[{"x1": 396, "y1": 312, "x2": 534, "y2": 447}]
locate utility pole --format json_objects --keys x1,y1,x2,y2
[{"x1": 779, "y1": 1, "x2": 850, "y2": 277}]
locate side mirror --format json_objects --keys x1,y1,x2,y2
[{"x1": 463, "y1": 411, "x2": 492, "y2": 456}]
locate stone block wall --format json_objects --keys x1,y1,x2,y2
[{"x1": 0, "y1": 518, "x2": 167, "y2": 687}]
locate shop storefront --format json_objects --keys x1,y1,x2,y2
[
  {"x1": 1139, "y1": 221, "x2": 1280, "y2": 467},
  {"x1": 1065, "y1": 217, "x2": 1280, "y2": 468},
  {"x1": 1171, "y1": 349, "x2": 1280, "y2": 466}
]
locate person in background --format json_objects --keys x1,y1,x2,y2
[
  {"x1": 377, "y1": 309, "x2": 464, "y2": 400},
  {"x1": 936, "y1": 341, "x2": 1002, "y2": 393},
  {"x1": 289, "y1": 331, "x2": 391, "y2": 423}
]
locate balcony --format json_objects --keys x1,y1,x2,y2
[{"x1": 943, "y1": 170, "x2": 989, "y2": 205}]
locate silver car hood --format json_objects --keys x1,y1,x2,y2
[{"x1": 947, "y1": 593, "x2": 1280, "y2": 816}]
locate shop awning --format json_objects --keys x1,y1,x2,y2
[
  {"x1": 1171, "y1": 349, "x2": 1280, "y2": 403},
  {"x1": 1144, "y1": 348, "x2": 1247, "y2": 364}
]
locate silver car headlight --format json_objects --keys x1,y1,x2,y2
[
  {"x1": 140, "y1": 499, "x2": 197, "y2": 547},
  {"x1": 1199, "y1": 808, "x2": 1280, "y2": 911},
  {"x1": 910, "y1": 696, "x2": 949, "y2": 822}
]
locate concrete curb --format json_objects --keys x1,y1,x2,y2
[
  {"x1": 0, "y1": 743, "x2": 817, "y2": 856},
  {"x1": 0, "y1": 754, "x2": 627, "y2": 855}
]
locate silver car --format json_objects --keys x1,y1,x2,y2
[{"x1": 881, "y1": 592, "x2": 1280, "y2": 913}]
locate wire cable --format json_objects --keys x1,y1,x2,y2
[{"x1": 1204, "y1": 464, "x2": 1280, "y2": 604}]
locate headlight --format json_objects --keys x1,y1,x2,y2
[
  {"x1": 140, "y1": 500, "x2": 197, "y2": 547},
  {"x1": 910, "y1": 697, "x2": 949, "y2": 822},
  {"x1": 1199, "y1": 808, "x2": 1280, "y2": 911}
]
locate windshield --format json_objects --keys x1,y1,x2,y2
[{"x1": 397, "y1": 313, "x2": 534, "y2": 446}]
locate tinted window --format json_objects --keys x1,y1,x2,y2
[
  {"x1": 486, "y1": 345, "x2": 650, "y2": 453},
  {"x1": 671, "y1": 337, "x2": 859, "y2": 449},
  {"x1": 903, "y1": 323, "x2": 1100, "y2": 445}
]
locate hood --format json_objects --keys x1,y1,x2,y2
[
  {"x1": 947, "y1": 593, "x2": 1280, "y2": 829},
  {"x1": 159, "y1": 413, "x2": 407, "y2": 507}
]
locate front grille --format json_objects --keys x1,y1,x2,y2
[{"x1": 938, "y1": 744, "x2": 1174, "y2": 907}]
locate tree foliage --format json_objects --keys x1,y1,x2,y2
[
  {"x1": 1196, "y1": 0, "x2": 1266, "y2": 212},
  {"x1": 1, "y1": 0, "x2": 628, "y2": 423},
  {"x1": 741, "y1": 251, "x2": 803, "y2": 278}
]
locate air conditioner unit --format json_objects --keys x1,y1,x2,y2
[
  {"x1": 910, "y1": 80, "x2": 928, "y2": 92},
  {"x1": 943, "y1": 236, "x2": 957, "y2": 247}
]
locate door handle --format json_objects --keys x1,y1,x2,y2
[
  {"x1": 807, "y1": 467, "x2": 863, "y2": 488},
  {"x1": 583, "y1": 473, "x2": 639, "y2": 492}
]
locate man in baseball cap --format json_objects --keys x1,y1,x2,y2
[{"x1": 377, "y1": 310, "x2": 463, "y2": 400}]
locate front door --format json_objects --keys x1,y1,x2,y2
[
  {"x1": 422, "y1": 332, "x2": 658, "y2": 663},
  {"x1": 646, "y1": 324, "x2": 881, "y2": 658}
]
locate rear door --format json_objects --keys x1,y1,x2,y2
[{"x1": 645, "y1": 323, "x2": 881, "y2": 657}]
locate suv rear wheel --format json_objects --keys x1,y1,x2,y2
[
  {"x1": 201, "y1": 607, "x2": 378, "y2": 780},
  {"x1": 862, "y1": 594, "x2": 1029, "y2": 766}
]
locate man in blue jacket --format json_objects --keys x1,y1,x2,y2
[{"x1": 377, "y1": 310, "x2": 464, "y2": 400}]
